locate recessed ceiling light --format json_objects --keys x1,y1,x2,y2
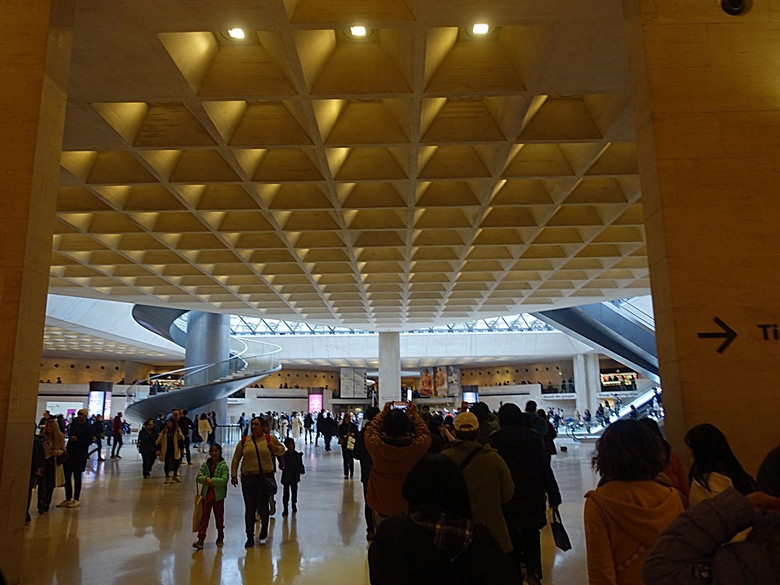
[
  {"x1": 350, "y1": 25, "x2": 368, "y2": 38},
  {"x1": 227, "y1": 28, "x2": 246, "y2": 40},
  {"x1": 472, "y1": 23, "x2": 490, "y2": 35}
]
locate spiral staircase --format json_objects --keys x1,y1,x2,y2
[{"x1": 124, "y1": 305, "x2": 281, "y2": 423}]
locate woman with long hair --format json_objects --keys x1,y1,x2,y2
[
  {"x1": 584, "y1": 420, "x2": 684, "y2": 585},
  {"x1": 156, "y1": 417, "x2": 185, "y2": 483},
  {"x1": 685, "y1": 423, "x2": 756, "y2": 506},
  {"x1": 40, "y1": 419, "x2": 66, "y2": 513}
]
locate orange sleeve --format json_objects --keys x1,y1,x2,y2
[{"x1": 584, "y1": 497, "x2": 617, "y2": 585}]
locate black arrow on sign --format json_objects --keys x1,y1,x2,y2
[{"x1": 697, "y1": 317, "x2": 737, "y2": 354}]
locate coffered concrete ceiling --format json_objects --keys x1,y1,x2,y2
[{"x1": 52, "y1": 0, "x2": 647, "y2": 331}]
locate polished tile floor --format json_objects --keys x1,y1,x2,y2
[{"x1": 22, "y1": 437, "x2": 597, "y2": 584}]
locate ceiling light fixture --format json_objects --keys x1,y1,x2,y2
[
  {"x1": 350, "y1": 25, "x2": 368, "y2": 38},
  {"x1": 471, "y1": 23, "x2": 490, "y2": 35},
  {"x1": 227, "y1": 28, "x2": 246, "y2": 40}
]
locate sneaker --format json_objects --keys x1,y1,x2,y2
[
  {"x1": 216, "y1": 533, "x2": 224, "y2": 545},
  {"x1": 67, "y1": 500, "x2": 80, "y2": 508},
  {"x1": 98, "y1": 457, "x2": 105, "y2": 461},
  {"x1": 244, "y1": 537, "x2": 254, "y2": 548},
  {"x1": 258, "y1": 524, "x2": 268, "y2": 540},
  {"x1": 110, "y1": 455, "x2": 117, "y2": 459},
  {"x1": 116, "y1": 455, "x2": 122, "y2": 459},
  {"x1": 282, "y1": 508, "x2": 288, "y2": 517},
  {"x1": 192, "y1": 540, "x2": 204, "y2": 550},
  {"x1": 56, "y1": 499, "x2": 72, "y2": 508},
  {"x1": 173, "y1": 476, "x2": 181, "y2": 483}
]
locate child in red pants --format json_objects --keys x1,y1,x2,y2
[{"x1": 193, "y1": 443, "x2": 229, "y2": 549}]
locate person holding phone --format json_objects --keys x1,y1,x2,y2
[{"x1": 365, "y1": 402, "x2": 431, "y2": 529}]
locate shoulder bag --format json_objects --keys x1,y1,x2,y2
[
  {"x1": 251, "y1": 436, "x2": 278, "y2": 496},
  {"x1": 192, "y1": 478, "x2": 204, "y2": 532}
]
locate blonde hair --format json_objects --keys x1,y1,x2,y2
[{"x1": 45, "y1": 419, "x2": 66, "y2": 451}]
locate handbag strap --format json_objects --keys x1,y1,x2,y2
[
  {"x1": 551, "y1": 507, "x2": 563, "y2": 524},
  {"x1": 251, "y1": 436, "x2": 266, "y2": 474}
]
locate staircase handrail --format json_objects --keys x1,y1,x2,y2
[{"x1": 125, "y1": 342, "x2": 281, "y2": 405}]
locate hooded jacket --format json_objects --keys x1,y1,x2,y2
[
  {"x1": 490, "y1": 425, "x2": 562, "y2": 529},
  {"x1": 584, "y1": 480, "x2": 684, "y2": 585},
  {"x1": 365, "y1": 411, "x2": 431, "y2": 516},
  {"x1": 368, "y1": 510, "x2": 519, "y2": 585},
  {"x1": 642, "y1": 488, "x2": 780, "y2": 585}
]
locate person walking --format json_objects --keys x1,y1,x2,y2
[
  {"x1": 60, "y1": 408, "x2": 93, "y2": 508},
  {"x1": 110, "y1": 412, "x2": 124, "y2": 458},
  {"x1": 87, "y1": 414, "x2": 106, "y2": 461},
  {"x1": 337, "y1": 412, "x2": 359, "y2": 479},
  {"x1": 303, "y1": 413, "x2": 314, "y2": 444},
  {"x1": 137, "y1": 419, "x2": 159, "y2": 478},
  {"x1": 193, "y1": 443, "x2": 229, "y2": 550},
  {"x1": 231, "y1": 416, "x2": 285, "y2": 547},
  {"x1": 179, "y1": 409, "x2": 194, "y2": 465},
  {"x1": 353, "y1": 406, "x2": 380, "y2": 540},
  {"x1": 197, "y1": 413, "x2": 213, "y2": 452},
  {"x1": 321, "y1": 412, "x2": 337, "y2": 451},
  {"x1": 280, "y1": 437, "x2": 305, "y2": 516},
  {"x1": 156, "y1": 418, "x2": 185, "y2": 483},
  {"x1": 490, "y1": 403, "x2": 562, "y2": 584}
]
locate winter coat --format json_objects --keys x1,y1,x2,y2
[
  {"x1": 337, "y1": 421, "x2": 359, "y2": 450},
  {"x1": 196, "y1": 458, "x2": 229, "y2": 501},
  {"x1": 365, "y1": 412, "x2": 431, "y2": 516},
  {"x1": 156, "y1": 426, "x2": 185, "y2": 461},
  {"x1": 584, "y1": 480, "x2": 685, "y2": 585},
  {"x1": 66, "y1": 418, "x2": 94, "y2": 472},
  {"x1": 137, "y1": 427, "x2": 159, "y2": 455},
  {"x1": 441, "y1": 440, "x2": 515, "y2": 553},
  {"x1": 280, "y1": 450, "x2": 305, "y2": 485},
  {"x1": 757, "y1": 444, "x2": 780, "y2": 497},
  {"x1": 489, "y1": 425, "x2": 562, "y2": 529},
  {"x1": 368, "y1": 509, "x2": 519, "y2": 585},
  {"x1": 643, "y1": 488, "x2": 780, "y2": 585}
]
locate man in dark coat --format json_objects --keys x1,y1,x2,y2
[
  {"x1": 489, "y1": 403, "x2": 562, "y2": 585},
  {"x1": 60, "y1": 408, "x2": 94, "y2": 508}
]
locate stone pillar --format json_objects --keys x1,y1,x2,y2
[
  {"x1": 378, "y1": 332, "x2": 401, "y2": 406},
  {"x1": 624, "y1": 1, "x2": 780, "y2": 471},
  {"x1": 0, "y1": 1, "x2": 75, "y2": 583},
  {"x1": 184, "y1": 312, "x2": 230, "y2": 424},
  {"x1": 573, "y1": 353, "x2": 601, "y2": 415}
]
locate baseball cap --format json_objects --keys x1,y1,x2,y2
[{"x1": 454, "y1": 412, "x2": 479, "y2": 432}]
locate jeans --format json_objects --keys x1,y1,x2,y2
[
  {"x1": 111, "y1": 433, "x2": 123, "y2": 456},
  {"x1": 241, "y1": 474, "x2": 270, "y2": 538},
  {"x1": 141, "y1": 452, "x2": 156, "y2": 477},
  {"x1": 341, "y1": 448, "x2": 354, "y2": 477},
  {"x1": 63, "y1": 459, "x2": 82, "y2": 501},
  {"x1": 282, "y1": 482, "x2": 298, "y2": 509}
]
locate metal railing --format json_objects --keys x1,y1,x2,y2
[{"x1": 126, "y1": 342, "x2": 281, "y2": 406}]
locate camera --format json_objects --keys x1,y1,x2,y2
[{"x1": 391, "y1": 401, "x2": 408, "y2": 410}]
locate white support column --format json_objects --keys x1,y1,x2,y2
[
  {"x1": 573, "y1": 353, "x2": 601, "y2": 415},
  {"x1": 378, "y1": 332, "x2": 401, "y2": 406}
]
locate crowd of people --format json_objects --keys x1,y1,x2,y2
[{"x1": 27, "y1": 400, "x2": 780, "y2": 584}]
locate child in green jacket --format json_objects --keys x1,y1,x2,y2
[{"x1": 193, "y1": 443, "x2": 229, "y2": 549}]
